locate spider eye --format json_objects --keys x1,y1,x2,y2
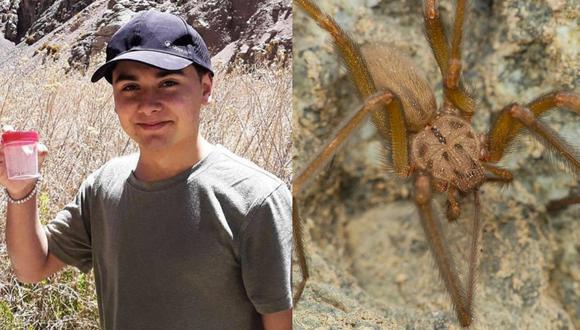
[{"x1": 449, "y1": 121, "x2": 464, "y2": 129}]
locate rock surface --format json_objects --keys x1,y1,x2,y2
[
  {"x1": 0, "y1": 0, "x2": 92, "y2": 44},
  {"x1": 0, "y1": 34, "x2": 15, "y2": 58},
  {"x1": 0, "y1": 0, "x2": 291, "y2": 74},
  {"x1": 294, "y1": 0, "x2": 579, "y2": 328}
]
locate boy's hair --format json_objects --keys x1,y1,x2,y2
[{"x1": 193, "y1": 63, "x2": 212, "y2": 81}]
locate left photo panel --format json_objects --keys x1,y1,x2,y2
[{"x1": 0, "y1": 1, "x2": 292, "y2": 329}]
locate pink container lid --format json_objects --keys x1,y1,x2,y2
[{"x1": 1, "y1": 131, "x2": 39, "y2": 144}]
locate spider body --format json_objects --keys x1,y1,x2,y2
[
  {"x1": 364, "y1": 43, "x2": 486, "y2": 195},
  {"x1": 412, "y1": 114, "x2": 485, "y2": 193},
  {"x1": 293, "y1": 0, "x2": 579, "y2": 327},
  {"x1": 360, "y1": 44, "x2": 436, "y2": 132}
]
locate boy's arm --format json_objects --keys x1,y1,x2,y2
[
  {"x1": 2, "y1": 143, "x2": 66, "y2": 283},
  {"x1": 241, "y1": 183, "x2": 293, "y2": 319},
  {"x1": 5, "y1": 180, "x2": 48, "y2": 282},
  {"x1": 5, "y1": 191, "x2": 66, "y2": 283},
  {"x1": 262, "y1": 309, "x2": 292, "y2": 330}
]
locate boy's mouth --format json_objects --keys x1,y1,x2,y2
[{"x1": 137, "y1": 121, "x2": 171, "y2": 130}]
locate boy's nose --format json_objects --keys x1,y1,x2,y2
[{"x1": 138, "y1": 90, "x2": 162, "y2": 114}]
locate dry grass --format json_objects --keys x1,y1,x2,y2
[
  {"x1": 202, "y1": 62, "x2": 292, "y2": 184},
  {"x1": 0, "y1": 56, "x2": 291, "y2": 329}
]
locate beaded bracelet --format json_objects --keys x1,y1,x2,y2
[{"x1": 5, "y1": 177, "x2": 42, "y2": 204}]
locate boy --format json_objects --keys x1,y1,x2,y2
[{"x1": 1, "y1": 10, "x2": 292, "y2": 329}]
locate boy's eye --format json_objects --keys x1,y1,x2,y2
[
  {"x1": 121, "y1": 84, "x2": 138, "y2": 92},
  {"x1": 161, "y1": 80, "x2": 178, "y2": 87}
]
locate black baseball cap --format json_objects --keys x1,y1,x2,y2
[{"x1": 91, "y1": 10, "x2": 213, "y2": 83}]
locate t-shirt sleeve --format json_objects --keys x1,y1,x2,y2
[
  {"x1": 43, "y1": 175, "x2": 94, "y2": 274},
  {"x1": 239, "y1": 183, "x2": 293, "y2": 314}
]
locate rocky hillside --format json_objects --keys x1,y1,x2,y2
[{"x1": 0, "y1": 0, "x2": 291, "y2": 73}]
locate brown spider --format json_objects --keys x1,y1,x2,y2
[{"x1": 293, "y1": 0, "x2": 579, "y2": 327}]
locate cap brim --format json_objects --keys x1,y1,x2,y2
[{"x1": 91, "y1": 50, "x2": 193, "y2": 83}]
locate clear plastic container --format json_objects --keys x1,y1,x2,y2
[{"x1": 1, "y1": 131, "x2": 40, "y2": 180}]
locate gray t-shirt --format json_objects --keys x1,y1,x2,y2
[{"x1": 44, "y1": 145, "x2": 292, "y2": 329}]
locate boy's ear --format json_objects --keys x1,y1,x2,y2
[{"x1": 200, "y1": 74, "x2": 213, "y2": 105}]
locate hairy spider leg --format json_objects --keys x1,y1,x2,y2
[
  {"x1": 482, "y1": 163, "x2": 514, "y2": 183},
  {"x1": 487, "y1": 91, "x2": 580, "y2": 168},
  {"x1": 446, "y1": 186, "x2": 461, "y2": 220},
  {"x1": 292, "y1": 196, "x2": 309, "y2": 305},
  {"x1": 296, "y1": 0, "x2": 410, "y2": 176},
  {"x1": 292, "y1": 91, "x2": 395, "y2": 304},
  {"x1": 423, "y1": 0, "x2": 449, "y2": 75},
  {"x1": 466, "y1": 189, "x2": 481, "y2": 323},
  {"x1": 547, "y1": 196, "x2": 580, "y2": 211},
  {"x1": 447, "y1": 0, "x2": 466, "y2": 91},
  {"x1": 487, "y1": 91, "x2": 580, "y2": 210},
  {"x1": 423, "y1": 0, "x2": 475, "y2": 118},
  {"x1": 414, "y1": 173, "x2": 481, "y2": 327},
  {"x1": 293, "y1": 92, "x2": 395, "y2": 193}
]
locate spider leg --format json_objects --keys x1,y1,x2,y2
[
  {"x1": 482, "y1": 163, "x2": 514, "y2": 183},
  {"x1": 296, "y1": 0, "x2": 410, "y2": 176},
  {"x1": 487, "y1": 91, "x2": 580, "y2": 169},
  {"x1": 547, "y1": 195, "x2": 580, "y2": 211},
  {"x1": 414, "y1": 173, "x2": 473, "y2": 327},
  {"x1": 296, "y1": 0, "x2": 375, "y2": 98},
  {"x1": 447, "y1": 0, "x2": 466, "y2": 91},
  {"x1": 447, "y1": 186, "x2": 461, "y2": 221},
  {"x1": 466, "y1": 189, "x2": 482, "y2": 319},
  {"x1": 292, "y1": 196, "x2": 309, "y2": 304},
  {"x1": 423, "y1": 0, "x2": 475, "y2": 117},
  {"x1": 293, "y1": 91, "x2": 394, "y2": 193},
  {"x1": 292, "y1": 91, "x2": 393, "y2": 303},
  {"x1": 423, "y1": 0, "x2": 449, "y2": 78}
]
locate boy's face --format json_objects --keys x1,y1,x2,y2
[{"x1": 111, "y1": 61, "x2": 212, "y2": 152}]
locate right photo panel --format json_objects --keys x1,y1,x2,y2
[{"x1": 293, "y1": 0, "x2": 579, "y2": 328}]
